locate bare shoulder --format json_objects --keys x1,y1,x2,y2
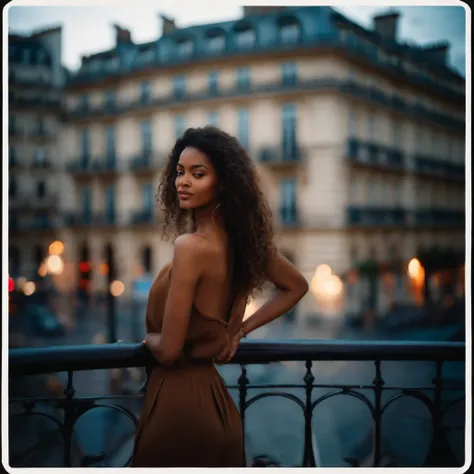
[{"x1": 173, "y1": 233, "x2": 213, "y2": 266}]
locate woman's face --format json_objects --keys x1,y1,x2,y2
[{"x1": 175, "y1": 146, "x2": 220, "y2": 210}]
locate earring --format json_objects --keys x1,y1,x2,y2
[{"x1": 212, "y1": 202, "x2": 221, "y2": 225}]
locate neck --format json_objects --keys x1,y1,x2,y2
[{"x1": 192, "y1": 201, "x2": 224, "y2": 233}]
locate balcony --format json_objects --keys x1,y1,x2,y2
[
  {"x1": 93, "y1": 211, "x2": 118, "y2": 227},
  {"x1": 93, "y1": 156, "x2": 121, "y2": 176},
  {"x1": 129, "y1": 152, "x2": 165, "y2": 173},
  {"x1": 9, "y1": 215, "x2": 57, "y2": 232},
  {"x1": 347, "y1": 206, "x2": 407, "y2": 227},
  {"x1": 67, "y1": 159, "x2": 95, "y2": 177},
  {"x1": 64, "y1": 77, "x2": 464, "y2": 134},
  {"x1": 31, "y1": 158, "x2": 54, "y2": 170},
  {"x1": 9, "y1": 94, "x2": 62, "y2": 110},
  {"x1": 9, "y1": 74, "x2": 54, "y2": 88},
  {"x1": 413, "y1": 210, "x2": 465, "y2": 228},
  {"x1": 64, "y1": 212, "x2": 93, "y2": 227},
  {"x1": 129, "y1": 209, "x2": 157, "y2": 226},
  {"x1": 413, "y1": 155, "x2": 465, "y2": 181},
  {"x1": 346, "y1": 138, "x2": 405, "y2": 172},
  {"x1": 8, "y1": 340, "x2": 465, "y2": 467},
  {"x1": 29, "y1": 128, "x2": 55, "y2": 141},
  {"x1": 9, "y1": 193, "x2": 58, "y2": 211},
  {"x1": 340, "y1": 82, "x2": 464, "y2": 132},
  {"x1": 258, "y1": 144, "x2": 303, "y2": 167}
]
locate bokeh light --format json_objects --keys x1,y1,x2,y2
[
  {"x1": 23, "y1": 281, "x2": 36, "y2": 296},
  {"x1": 99, "y1": 263, "x2": 109, "y2": 276},
  {"x1": 45, "y1": 255, "x2": 65, "y2": 275},
  {"x1": 48, "y1": 240, "x2": 64, "y2": 256},
  {"x1": 38, "y1": 264, "x2": 47, "y2": 277},
  {"x1": 16, "y1": 277, "x2": 27, "y2": 291},
  {"x1": 110, "y1": 280, "x2": 125, "y2": 297}
]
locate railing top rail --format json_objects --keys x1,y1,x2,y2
[{"x1": 9, "y1": 340, "x2": 465, "y2": 376}]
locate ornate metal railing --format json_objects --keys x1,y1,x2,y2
[{"x1": 9, "y1": 340, "x2": 465, "y2": 468}]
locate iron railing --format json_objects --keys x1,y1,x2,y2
[{"x1": 9, "y1": 340, "x2": 465, "y2": 468}]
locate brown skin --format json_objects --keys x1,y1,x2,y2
[{"x1": 144, "y1": 146, "x2": 309, "y2": 365}]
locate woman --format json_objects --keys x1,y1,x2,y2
[{"x1": 131, "y1": 126, "x2": 309, "y2": 467}]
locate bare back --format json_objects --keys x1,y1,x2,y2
[{"x1": 191, "y1": 232, "x2": 236, "y2": 322}]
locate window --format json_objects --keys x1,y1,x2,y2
[
  {"x1": 236, "y1": 29, "x2": 255, "y2": 49},
  {"x1": 174, "y1": 115, "x2": 186, "y2": 139},
  {"x1": 280, "y1": 178, "x2": 297, "y2": 224},
  {"x1": 281, "y1": 104, "x2": 297, "y2": 158},
  {"x1": 105, "y1": 89, "x2": 116, "y2": 108},
  {"x1": 105, "y1": 126, "x2": 116, "y2": 161},
  {"x1": 279, "y1": 23, "x2": 300, "y2": 43},
  {"x1": 38, "y1": 119, "x2": 47, "y2": 135},
  {"x1": 81, "y1": 187, "x2": 91, "y2": 216},
  {"x1": 177, "y1": 40, "x2": 194, "y2": 57},
  {"x1": 79, "y1": 94, "x2": 89, "y2": 110},
  {"x1": 37, "y1": 49, "x2": 47, "y2": 65},
  {"x1": 141, "y1": 120, "x2": 152, "y2": 154},
  {"x1": 281, "y1": 62, "x2": 297, "y2": 86},
  {"x1": 173, "y1": 75, "x2": 186, "y2": 99},
  {"x1": 105, "y1": 184, "x2": 115, "y2": 217},
  {"x1": 81, "y1": 129, "x2": 90, "y2": 161},
  {"x1": 140, "y1": 80, "x2": 151, "y2": 104},
  {"x1": 34, "y1": 148, "x2": 45, "y2": 165},
  {"x1": 236, "y1": 67, "x2": 251, "y2": 91},
  {"x1": 207, "y1": 110, "x2": 219, "y2": 127},
  {"x1": 237, "y1": 108, "x2": 249, "y2": 149},
  {"x1": 22, "y1": 49, "x2": 31, "y2": 64},
  {"x1": 208, "y1": 35, "x2": 225, "y2": 53},
  {"x1": 37, "y1": 180, "x2": 46, "y2": 198},
  {"x1": 143, "y1": 183, "x2": 153, "y2": 212},
  {"x1": 348, "y1": 110, "x2": 356, "y2": 137},
  {"x1": 208, "y1": 71, "x2": 219, "y2": 95}
]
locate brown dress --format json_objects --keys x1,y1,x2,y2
[{"x1": 131, "y1": 262, "x2": 245, "y2": 467}]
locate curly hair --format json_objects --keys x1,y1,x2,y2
[{"x1": 156, "y1": 126, "x2": 276, "y2": 299}]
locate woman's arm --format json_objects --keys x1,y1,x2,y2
[
  {"x1": 143, "y1": 234, "x2": 208, "y2": 365},
  {"x1": 240, "y1": 249, "x2": 309, "y2": 336}
]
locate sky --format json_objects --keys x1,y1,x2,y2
[{"x1": 6, "y1": 2, "x2": 467, "y2": 75}]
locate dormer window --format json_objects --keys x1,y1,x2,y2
[
  {"x1": 279, "y1": 23, "x2": 300, "y2": 44},
  {"x1": 37, "y1": 49, "x2": 47, "y2": 65},
  {"x1": 236, "y1": 28, "x2": 255, "y2": 49},
  {"x1": 177, "y1": 39, "x2": 194, "y2": 58},
  {"x1": 22, "y1": 49, "x2": 31, "y2": 64},
  {"x1": 208, "y1": 34, "x2": 226, "y2": 53}
]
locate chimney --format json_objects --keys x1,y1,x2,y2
[
  {"x1": 423, "y1": 42, "x2": 449, "y2": 65},
  {"x1": 113, "y1": 24, "x2": 132, "y2": 45},
  {"x1": 160, "y1": 14, "x2": 176, "y2": 35},
  {"x1": 372, "y1": 11, "x2": 400, "y2": 41}
]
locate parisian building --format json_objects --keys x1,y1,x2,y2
[{"x1": 8, "y1": 26, "x2": 66, "y2": 280}]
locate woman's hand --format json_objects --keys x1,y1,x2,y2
[
  {"x1": 214, "y1": 329, "x2": 245, "y2": 364},
  {"x1": 143, "y1": 333, "x2": 161, "y2": 360}
]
